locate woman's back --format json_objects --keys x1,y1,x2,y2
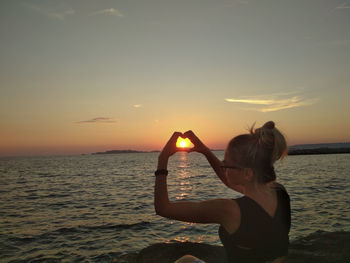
[{"x1": 219, "y1": 184, "x2": 291, "y2": 263}]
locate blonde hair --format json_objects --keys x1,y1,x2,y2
[{"x1": 226, "y1": 121, "x2": 288, "y2": 183}]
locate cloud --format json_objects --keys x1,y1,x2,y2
[
  {"x1": 22, "y1": 3, "x2": 75, "y2": 21},
  {"x1": 328, "y1": 2, "x2": 350, "y2": 14},
  {"x1": 75, "y1": 117, "x2": 118, "y2": 124},
  {"x1": 225, "y1": 98, "x2": 276, "y2": 105},
  {"x1": 335, "y1": 2, "x2": 350, "y2": 9},
  {"x1": 225, "y1": 93, "x2": 319, "y2": 112},
  {"x1": 91, "y1": 8, "x2": 124, "y2": 17},
  {"x1": 133, "y1": 104, "x2": 142, "y2": 108},
  {"x1": 22, "y1": 4, "x2": 124, "y2": 20}
]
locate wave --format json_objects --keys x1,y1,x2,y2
[
  {"x1": 83, "y1": 221, "x2": 153, "y2": 231},
  {"x1": 5, "y1": 221, "x2": 153, "y2": 245},
  {"x1": 49, "y1": 221, "x2": 153, "y2": 236}
]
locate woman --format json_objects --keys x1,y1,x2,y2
[{"x1": 154, "y1": 121, "x2": 291, "y2": 263}]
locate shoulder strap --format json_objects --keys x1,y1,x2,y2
[{"x1": 274, "y1": 184, "x2": 291, "y2": 234}]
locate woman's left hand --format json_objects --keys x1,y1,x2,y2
[{"x1": 159, "y1": 131, "x2": 183, "y2": 159}]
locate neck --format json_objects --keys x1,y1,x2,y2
[{"x1": 240, "y1": 180, "x2": 274, "y2": 198}]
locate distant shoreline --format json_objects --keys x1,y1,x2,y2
[
  {"x1": 91, "y1": 148, "x2": 350, "y2": 156},
  {"x1": 91, "y1": 149, "x2": 227, "y2": 154},
  {"x1": 92, "y1": 150, "x2": 160, "y2": 154},
  {"x1": 287, "y1": 148, "x2": 350, "y2": 155}
]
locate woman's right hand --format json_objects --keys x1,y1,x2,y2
[
  {"x1": 184, "y1": 130, "x2": 228, "y2": 186},
  {"x1": 159, "y1": 131, "x2": 183, "y2": 159},
  {"x1": 183, "y1": 130, "x2": 209, "y2": 154}
]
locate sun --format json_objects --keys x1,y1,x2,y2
[
  {"x1": 176, "y1": 137, "x2": 193, "y2": 148},
  {"x1": 179, "y1": 141, "x2": 187, "y2": 147}
]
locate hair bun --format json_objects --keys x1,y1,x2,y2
[{"x1": 263, "y1": 121, "x2": 275, "y2": 130}]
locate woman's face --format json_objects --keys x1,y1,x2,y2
[{"x1": 223, "y1": 150, "x2": 246, "y2": 186}]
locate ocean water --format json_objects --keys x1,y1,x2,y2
[{"x1": 0, "y1": 152, "x2": 349, "y2": 262}]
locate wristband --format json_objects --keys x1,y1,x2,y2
[{"x1": 155, "y1": 169, "x2": 168, "y2": 176}]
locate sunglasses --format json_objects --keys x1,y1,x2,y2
[{"x1": 220, "y1": 160, "x2": 244, "y2": 170}]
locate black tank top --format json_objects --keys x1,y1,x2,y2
[{"x1": 219, "y1": 185, "x2": 291, "y2": 263}]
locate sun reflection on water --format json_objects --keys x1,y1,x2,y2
[
  {"x1": 171, "y1": 234, "x2": 211, "y2": 244},
  {"x1": 174, "y1": 236, "x2": 191, "y2": 243},
  {"x1": 175, "y1": 152, "x2": 192, "y2": 200}
]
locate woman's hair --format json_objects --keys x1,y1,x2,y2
[{"x1": 226, "y1": 121, "x2": 288, "y2": 183}]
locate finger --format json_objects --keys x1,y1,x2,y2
[
  {"x1": 168, "y1": 132, "x2": 182, "y2": 144},
  {"x1": 162, "y1": 133, "x2": 180, "y2": 153},
  {"x1": 183, "y1": 130, "x2": 194, "y2": 137},
  {"x1": 183, "y1": 131, "x2": 196, "y2": 141},
  {"x1": 173, "y1": 132, "x2": 183, "y2": 140},
  {"x1": 172, "y1": 131, "x2": 183, "y2": 138},
  {"x1": 184, "y1": 131, "x2": 200, "y2": 145}
]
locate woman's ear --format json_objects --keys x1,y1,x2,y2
[{"x1": 243, "y1": 168, "x2": 254, "y2": 182}]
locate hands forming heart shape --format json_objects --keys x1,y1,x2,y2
[{"x1": 159, "y1": 131, "x2": 208, "y2": 158}]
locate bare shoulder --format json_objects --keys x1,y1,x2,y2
[
  {"x1": 195, "y1": 198, "x2": 240, "y2": 222},
  {"x1": 217, "y1": 198, "x2": 240, "y2": 214},
  {"x1": 199, "y1": 198, "x2": 240, "y2": 217},
  {"x1": 219, "y1": 199, "x2": 241, "y2": 235},
  {"x1": 159, "y1": 198, "x2": 240, "y2": 224}
]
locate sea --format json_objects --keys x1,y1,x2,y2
[{"x1": 1, "y1": 152, "x2": 349, "y2": 262}]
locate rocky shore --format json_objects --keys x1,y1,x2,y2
[{"x1": 111, "y1": 230, "x2": 350, "y2": 263}]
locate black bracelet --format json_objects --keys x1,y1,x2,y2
[{"x1": 155, "y1": 169, "x2": 168, "y2": 176}]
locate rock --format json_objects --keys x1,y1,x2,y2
[
  {"x1": 286, "y1": 230, "x2": 350, "y2": 263},
  {"x1": 112, "y1": 231, "x2": 350, "y2": 263},
  {"x1": 135, "y1": 242, "x2": 226, "y2": 263},
  {"x1": 111, "y1": 253, "x2": 138, "y2": 263}
]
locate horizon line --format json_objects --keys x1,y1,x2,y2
[{"x1": 1, "y1": 142, "x2": 350, "y2": 158}]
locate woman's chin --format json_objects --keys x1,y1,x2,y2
[{"x1": 230, "y1": 184, "x2": 245, "y2": 194}]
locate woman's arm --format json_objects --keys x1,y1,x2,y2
[
  {"x1": 154, "y1": 132, "x2": 235, "y2": 224},
  {"x1": 183, "y1": 130, "x2": 228, "y2": 186},
  {"x1": 202, "y1": 147, "x2": 229, "y2": 187},
  {"x1": 154, "y1": 154, "x2": 170, "y2": 215}
]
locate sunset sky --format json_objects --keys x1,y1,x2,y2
[{"x1": 1, "y1": 0, "x2": 350, "y2": 156}]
